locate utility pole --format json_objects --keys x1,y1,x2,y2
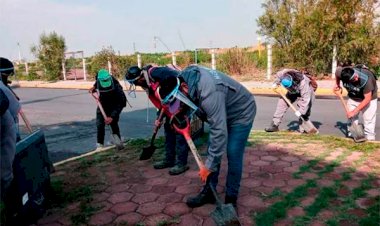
[
  {"x1": 153, "y1": 36, "x2": 171, "y2": 53},
  {"x1": 178, "y1": 29, "x2": 186, "y2": 50},
  {"x1": 17, "y1": 42, "x2": 22, "y2": 63}
]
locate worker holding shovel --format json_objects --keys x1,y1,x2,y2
[
  {"x1": 156, "y1": 65, "x2": 256, "y2": 209},
  {"x1": 265, "y1": 69, "x2": 317, "y2": 133},
  {"x1": 334, "y1": 63, "x2": 378, "y2": 141},
  {"x1": 89, "y1": 69, "x2": 126, "y2": 150},
  {"x1": 125, "y1": 65, "x2": 190, "y2": 175}
]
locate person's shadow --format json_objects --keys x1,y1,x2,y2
[
  {"x1": 335, "y1": 121, "x2": 349, "y2": 137},
  {"x1": 286, "y1": 120, "x2": 322, "y2": 132}
]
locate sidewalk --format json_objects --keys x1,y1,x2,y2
[
  {"x1": 14, "y1": 79, "x2": 377, "y2": 96},
  {"x1": 35, "y1": 132, "x2": 380, "y2": 226}
]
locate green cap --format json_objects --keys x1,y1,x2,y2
[{"x1": 98, "y1": 69, "x2": 112, "y2": 88}]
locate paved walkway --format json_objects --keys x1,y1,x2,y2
[{"x1": 35, "y1": 133, "x2": 380, "y2": 226}]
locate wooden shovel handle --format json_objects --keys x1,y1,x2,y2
[
  {"x1": 334, "y1": 90, "x2": 350, "y2": 113},
  {"x1": 19, "y1": 109, "x2": 33, "y2": 133},
  {"x1": 91, "y1": 92, "x2": 108, "y2": 119},
  {"x1": 273, "y1": 87, "x2": 299, "y2": 115}
]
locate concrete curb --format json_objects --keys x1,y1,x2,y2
[{"x1": 12, "y1": 80, "x2": 380, "y2": 97}]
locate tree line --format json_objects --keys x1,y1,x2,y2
[
  {"x1": 257, "y1": 0, "x2": 380, "y2": 74},
  {"x1": 25, "y1": 1, "x2": 380, "y2": 81}
]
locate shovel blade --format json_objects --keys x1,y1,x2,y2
[
  {"x1": 140, "y1": 146, "x2": 157, "y2": 160},
  {"x1": 349, "y1": 123, "x2": 366, "y2": 143},
  {"x1": 112, "y1": 134, "x2": 124, "y2": 150},
  {"x1": 301, "y1": 120, "x2": 319, "y2": 134},
  {"x1": 210, "y1": 204, "x2": 241, "y2": 226}
]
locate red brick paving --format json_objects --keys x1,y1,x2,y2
[{"x1": 36, "y1": 142, "x2": 380, "y2": 226}]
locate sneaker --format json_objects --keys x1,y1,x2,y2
[
  {"x1": 153, "y1": 160, "x2": 174, "y2": 169},
  {"x1": 366, "y1": 136, "x2": 375, "y2": 141},
  {"x1": 265, "y1": 122, "x2": 279, "y2": 132},
  {"x1": 186, "y1": 189, "x2": 216, "y2": 208},
  {"x1": 96, "y1": 143, "x2": 104, "y2": 150},
  {"x1": 169, "y1": 165, "x2": 190, "y2": 175}
]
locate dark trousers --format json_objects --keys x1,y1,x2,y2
[
  {"x1": 96, "y1": 108, "x2": 120, "y2": 145},
  {"x1": 163, "y1": 118, "x2": 189, "y2": 166}
]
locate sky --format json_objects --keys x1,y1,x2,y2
[{"x1": 0, "y1": 0, "x2": 265, "y2": 61}]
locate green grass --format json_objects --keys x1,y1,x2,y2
[
  {"x1": 252, "y1": 131, "x2": 380, "y2": 153},
  {"x1": 253, "y1": 130, "x2": 379, "y2": 226}
]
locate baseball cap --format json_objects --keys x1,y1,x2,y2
[
  {"x1": 97, "y1": 69, "x2": 112, "y2": 88},
  {"x1": 281, "y1": 76, "x2": 293, "y2": 88}
]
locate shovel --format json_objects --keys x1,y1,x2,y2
[
  {"x1": 91, "y1": 92, "x2": 124, "y2": 150},
  {"x1": 140, "y1": 109, "x2": 165, "y2": 160},
  {"x1": 274, "y1": 87, "x2": 319, "y2": 134},
  {"x1": 172, "y1": 117, "x2": 241, "y2": 226},
  {"x1": 334, "y1": 90, "x2": 366, "y2": 143}
]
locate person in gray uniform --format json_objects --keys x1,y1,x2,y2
[
  {"x1": 265, "y1": 69, "x2": 315, "y2": 132},
  {"x1": 0, "y1": 85, "x2": 17, "y2": 201},
  {"x1": 0, "y1": 57, "x2": 21, "y2": 141},
  {"x1": 156, "y1": 65, "x2": 256, "y2": 208},
  {"x1": 334, "y1": 63, "x2": 378, "y2": 141}
]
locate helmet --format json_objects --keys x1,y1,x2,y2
[{"x1": 125, "y1": 66, "x2": 142, "y2": 83}]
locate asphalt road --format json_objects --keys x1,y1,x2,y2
[{"x1": 14, "y1": 87, "x2": 380, "y2": 163}]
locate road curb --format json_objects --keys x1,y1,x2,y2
[{"x1": 12, "y1": 80, "x2": 380, "y2": 97}]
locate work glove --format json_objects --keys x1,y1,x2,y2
[
  {"x1": 295, "y1": 110, "x2": 302, "y2": 118},
  {"x1": 271, "y1": 83, "x2": 278, "y2": 88},
  {"x1": 199, "y1": 166, "x2": 211, "y2": 183}
]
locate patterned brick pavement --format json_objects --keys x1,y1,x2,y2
[{"x1": 34, "y1": 134, "x2": 380, "y2": 226}]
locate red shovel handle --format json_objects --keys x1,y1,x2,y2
[{"x1": 172, "y1": 117, "x2": 191, "y2": 140}]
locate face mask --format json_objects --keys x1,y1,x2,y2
[
  {"x1": 156, "y1": 78, "x2": 198, "y2": 115},
  {"x1": 125, "y1": 70, "x2": 152, "y2": 98}
]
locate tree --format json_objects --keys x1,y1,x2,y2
[
  {"x1": 88, "y1": 46, "x2": 118, "y2": 79},
  {"x1": 31, "y1": 32, "x2": 66, "y2": 80},
  {"x1": 257, "y1": 0, "x2": 380, "y2": 74}
]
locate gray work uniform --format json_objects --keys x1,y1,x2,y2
[
  {"x1": 272, "y1": 69, "x2": 315, "y2": 127},
  {"x1": 0, "y1": 87, "x2": 17, "y2": 199},
  {"x1": 180, "y1": 65, "x2": 256, "y2": 197}
]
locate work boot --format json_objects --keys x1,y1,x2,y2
[
  {"x1": 153, "y1": 160, "x2": 174, "y2": 169},
  {"x1": 265, "y1": 122, "x2": 279, "y2": 132},
  {"x1": 169, "y1": 164, "x2": 190, "y2": 175},
  {"x1": 225, "y1": 195, "x2": 237, "y2": 208},
  {"x1": 186, "y1": 188, "x2": 216, "y2": 208}
]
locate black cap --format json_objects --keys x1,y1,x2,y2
[
  {"x1": 125, "y1": 66, "x2": 142, "y2": 81},
  {"x1": 0, "y1": 57, "x2": 14, "y2": 75}
]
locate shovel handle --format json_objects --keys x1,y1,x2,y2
[
  {"x1": 334, "y1": 90, "x2": 350, "y2": 114},
  {"x1": 149, "y1": 109, "x2": 165, "y2": 146},
  {"x1": 91, "y1": 92, "x2": 108, "y2": 119},
  {"x1": 19, "y1": 109, "x2": 33, "y2": 133},
  {"x1": 154, "y1": 109, "x2": 165, "y2": 133},
  {"x1": 173, "y1": 117, "x2": 205, "y2": 170},
  {"x1": 274, "y1": 87, "x2": 302, "y2": 119},
  {"x1": 172, "y1": 117, "x2": 192, "y2": 140}
]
